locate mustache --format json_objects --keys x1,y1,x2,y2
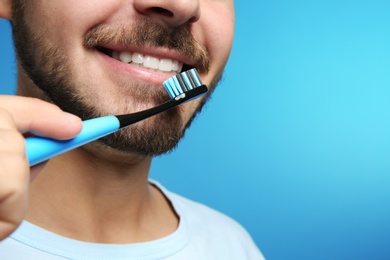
[{"x1": 83, "y1": 20, "x2": 210, "y2": 73}]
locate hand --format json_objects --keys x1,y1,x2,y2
[{"x1": 0, "y1": 96, "x2": 82, "y2": 240}]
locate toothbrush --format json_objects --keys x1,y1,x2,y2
[{"x1": 26, "y1": 69, "x2": 208, "y2": 166}]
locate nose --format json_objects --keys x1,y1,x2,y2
[{"x1": 133, "y1": 0, "x2": 200, "y2": 28}]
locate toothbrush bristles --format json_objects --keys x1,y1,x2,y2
[{"x1": 163, "y1": 69, "x2": 203, "y2": 99}]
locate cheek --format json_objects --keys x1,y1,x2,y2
[
  {"x1": 24, "y1": 1, "x2": 122, "y2": 45},
  {"x1": 194, "y1": 2, "x2": 235, "y2": 81},
  {"x1": 22, "y1": 1, "x2": 124, "y2": 84}
]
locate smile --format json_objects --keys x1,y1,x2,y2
[{"x1": 98, "y1": 48, "x2": 184, "y2": 74}]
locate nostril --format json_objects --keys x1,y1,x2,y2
[
  {"x1": 134, "y1": 1, "x2": 200, "y2": 27},
  {"x1": 150, "y1": 7, "x2": 174, "y2": 18}
]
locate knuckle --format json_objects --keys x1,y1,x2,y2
[{"x1": 0, "y1": 109, "x2": 14, "y2": 126}]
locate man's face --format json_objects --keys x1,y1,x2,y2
[{"x1": 10, "y1": 0, "x2": 235, "y2": 156}]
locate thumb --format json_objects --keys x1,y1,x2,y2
[{"x1": 1, "y1": 96, "x2": 82, "y2": 139}]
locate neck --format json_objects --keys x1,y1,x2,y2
[{"x1": 26, "y1": 143, "x2": 178, "y2": 243}]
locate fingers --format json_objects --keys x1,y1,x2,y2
[
  {"x1": 0, "y1": 110, "x2": 29, "y2": 240},
  {"x1": 0, "y1": 95, "x2": 82, "y2": 240},
  {"x1": 0, "y1": 96, "x2": 82, "y2": 140},
  {"x1": 0, "y1": 150, "x2": 29, "y2": 240}
]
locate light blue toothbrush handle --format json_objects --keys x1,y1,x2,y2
[{"x1": 26, "y1": 115, "x2": 120, "y2": 166}]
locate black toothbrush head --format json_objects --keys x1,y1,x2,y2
[{"x1": 116, "y1": 69, "x2": 208, "y2": 128}]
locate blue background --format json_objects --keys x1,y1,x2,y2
[{"x1": 2, "y1": 1, "x2": 390, "y2": 259}]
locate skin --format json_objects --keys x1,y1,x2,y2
[{"x1": 0, "y1": 0, "x2": 235, "y2": 243}]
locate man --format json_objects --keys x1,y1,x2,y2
[{"x1": 0, "y1": 0, "x2": 264, "y2": 259}]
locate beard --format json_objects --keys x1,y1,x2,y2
[{"x1": 11, "y1": 2, "x2": 218, "y2": 156}]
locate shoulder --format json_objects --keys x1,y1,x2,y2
[
  {"x1": 174, "y1": 192, "x2": 246, "y2": 231},
  {"x1": 159, "y1": 186, "x2": 265, "y2": 260},
  {"x1": 152, "y1": 181, "x2": 253, "y2": 239}
]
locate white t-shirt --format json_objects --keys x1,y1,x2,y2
[{"x1": 0, "y1": 181, "x2": 265, "y2": 260}]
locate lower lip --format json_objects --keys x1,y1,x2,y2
[{"x1": 96, "y1": 50, "x2": 177, "y2": 85}]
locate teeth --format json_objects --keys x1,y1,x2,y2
[
  {"x1": 112, "y1": 51, "x2": 183, "y2": 73},
  {"x1": 159, "y1": 59, "x2": 172, "y2": 72},
  {"x1": 119, "y1": 51, "x2": 132, "y2": 63},
  {"x1": 144, "y1": 56, "x2": 159, "y2": 70},
  {"x1": 112, "y1": 51, "x2": 120, "y2": 60},
  {"x1": 172, "y1": 60, "x2": 183, "y2": 72},
  {"x1": 132, "y1": 53, "x2": 144, "y2": 64}
]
